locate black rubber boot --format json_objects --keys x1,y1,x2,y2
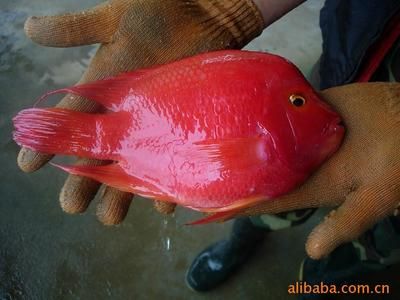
[{"x1": 185, "y1": 217, "x2": 266, "y2": 292}]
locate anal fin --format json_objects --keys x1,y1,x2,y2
[
  {"x1": 187, "y1": 210, "x2": 239, "y2": 225},
  {"x1": 187, "y1": 195, "x2": 268, "y2": 225},
  {"x1": 52, "y1": 163, "x2": 174, "y2": 202}
]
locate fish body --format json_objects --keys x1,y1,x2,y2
[{"x1": 13, "y1": 50, "x2": 344, "y2": 217}]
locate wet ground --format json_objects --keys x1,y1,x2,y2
[{"x1": 0, "y1": 1, "x2": 366, "y2": 299}]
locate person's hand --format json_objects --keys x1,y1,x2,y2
[
  {"x1": 237, "y1": 82, "x2": 400, "y2": 259},
  {"x1": 18, "y1": 0, "x2": 265, "y2": 224}
]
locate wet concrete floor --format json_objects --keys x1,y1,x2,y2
[{"x1": 0, "y1": 1, "x2": 378, "y2": 299}]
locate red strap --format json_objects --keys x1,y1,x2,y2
[{"x1": 355, "y1": 10, "x2": 400, "y2": 82}]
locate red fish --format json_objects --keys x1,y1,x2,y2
[{"x1": 13, "y1": 50, "x2": 344, "y2": 223}]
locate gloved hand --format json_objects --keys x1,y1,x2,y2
[
  {"x1": 239, "y1": 82, "x2": 400, "y2": 259},
  {"x1": 18, "y1": 0, "x2": 264, "y2": 224}
]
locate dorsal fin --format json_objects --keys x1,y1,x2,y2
[{"x1": 35, "y1": 70, "x2": 153, "y2": 111}]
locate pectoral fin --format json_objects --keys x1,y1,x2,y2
[{"x1": 188, "y1": 136, "x2": 267, "y2": 171}]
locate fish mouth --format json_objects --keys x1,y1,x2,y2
[
  {"x1": 329, "y1": 117, "x2": 345, "y2": 133},
  {"x1": 322, "y1": 117, "x2": 345, "y2": 159},
  {"x1": 323, "y1": 116, "x2": 345, "y2": 140}
]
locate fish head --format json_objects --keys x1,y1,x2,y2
[
  {"x1": 258, "y1": 57, "x2": 345, "y2": 174},
  {"x1": 280, "y1": 88, "x2": 345, "y2": 173}
]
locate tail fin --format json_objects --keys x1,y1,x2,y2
[{"x1": 13, "y1": 108, "x2": 129, "y2": 160}]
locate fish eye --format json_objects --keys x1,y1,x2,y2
[{"x1": 289, "y1": 95, "x2": 306, "y2": 107}]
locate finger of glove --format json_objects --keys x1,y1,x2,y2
[
  {"x1": 306, "y1": 169, "x2": 400, "y2": 260},
  {"x1": 154, "y1": 201, "x2": 176, "y2": 215},
  {"x1": 59, "y1": 158, "x2": 107, "y2": 213},
  {"x1": 24, "y1": 1, "x2": 125, "y2": 47},
  {"x1": 17, "y1": 149, "x2": 53, "y2": 173},
  {"x1": 96, "y1": 186, "x2": 133, "y2": 225}
]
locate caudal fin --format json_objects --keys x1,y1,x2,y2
[{"x1": 13, "y1": 108, "x2": 129, "y2": 160}]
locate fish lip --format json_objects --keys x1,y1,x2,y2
[
  {"x1": 318, "y1": 116, "x2": 345, "y2": 160},
  {"x1": 324, "y1": 117, "x2": 345, "y2": 158},
  {"x1": 328, "y1": 117, "x2": 345, "y2": 134},
  {"x1": 335, "y1": 116, "x2": 345, "y2": 128}
]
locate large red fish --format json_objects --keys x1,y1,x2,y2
[{"x1": 13, "y1": 50, "x2": 344, "y2": 223}]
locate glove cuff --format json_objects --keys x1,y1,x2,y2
[{"x1": 199, "y1": 0, "x2": 264, "y2": 48}]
